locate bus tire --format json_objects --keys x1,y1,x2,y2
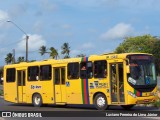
[
  {"x1": 32, "y1": 93, "x2": 43, "y2": 107},
  {"x1": 121, "y1": 105, "x2": 134, "y2": 110},
  {"x1": 94, "y1": 93, "x2": 108, "y2": 110}
]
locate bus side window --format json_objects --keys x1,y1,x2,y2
[
  {"x1": 94, "y1": 60, "x2": 107, "y2": 78},
  {"x1": 67, "y1": 62, "x2": 79, "y2": 79},
  {"x1": 80, "y1": 62, "x2": 93, "y2": 79},
  {"x1": 40, "y1": 65, "x2": 52, "y2": 80},
  {"x1": 6, "y1": 68, "x2": 16, "y2": 82},
  {"x1": 61, "y1": 68, "x2": 65, "y2": 84},
  {"x1": 54, "y1": 68, "x2": 60, "y2": 84},
  {"x1": 28, "y1": 66, "x2": 39, "y2": 81},
  {"x1": 80, "y1": 62, "x2": 87, "y2": 79}
]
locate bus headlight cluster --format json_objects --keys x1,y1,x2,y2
[{"x1": 127, "y1": 91, "x2": 137, "y2": 98}]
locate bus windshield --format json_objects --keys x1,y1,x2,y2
[{"x1": 127, "y1": 55, "x2": 157, "y2": 87}]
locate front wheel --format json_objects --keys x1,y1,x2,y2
[
  {"x1": 94, "y1": 93, "x2": 108, "y2": 110},
  {"x1": 32, "y1": 93, "x2": 43, "y2": 107}
]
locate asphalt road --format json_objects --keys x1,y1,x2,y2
[
  {"x1": 0, "y1": 77, "x2": 160, "y2": 120},
  {"x1": 0, "y1": 98, "x2": 160, "y2": 120},
  {"x1": 0, "y1": 97, "x2": 160, "y2": 112}
]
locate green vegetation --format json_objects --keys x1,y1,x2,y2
[
  {"x1": 115, "y1": 34, "x2": 160, "y2": 75},
  {"x1": 0, "y1": 90, "x2": 3, "y2": 96},
  {"x1": 153, "y1": 100, "x2": 160, "y2": 107},
  {"x1": 153, "y1": 90, "x2": 160, "y2": 107},
  {"x1": 61, "y1": 42, "x2": 70, "y2": 58}
]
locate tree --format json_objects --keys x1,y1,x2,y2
[
  {"x1": 61, "y1": 43, "x2": 70, "y2": 58},
  {"x1": 115, "y1": 35, "x2": 157, "y2": 53},
  {"x1": 17, "y1": 57, "x2": 25, "y2": 63},
  {"x1": 5, "y1": 53, "x2": 13, "y2": 64},
  {"x1": 76, "y1": 54, "x2": 86, "y2": 57},
  {"x1": 49, "y1": 47, "x2": 59, "y2": 59},
  {"x1": 115, "y1": 34, "x2": 160, "y2": 75},
  {"x1": 152, "y1": 39, "x2": 160, "y2": 75},
  {"x1": 39, "y1": 45, "x2": 47, "y2": 56}
]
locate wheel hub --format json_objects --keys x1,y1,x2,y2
[
  {"x1": 35, "y1": 96, "x2": 40, "y2": 105},
  {"x1": 97, "y1": 97, "x2": 105, "y2": 107}
]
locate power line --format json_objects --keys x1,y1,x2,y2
[{"x1": 0, "y1": 38, "x2": 25, "y2": 48}]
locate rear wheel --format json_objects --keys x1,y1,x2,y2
[
  {"x1": 94, "y1": 93, "x2": 108, "y2": 110},
  {"x1": 121, "y1": 105, "x2": 135, "y2": 110},
  {"x1": 32, "y1": 94, "x2": 43, "y2": 107}
]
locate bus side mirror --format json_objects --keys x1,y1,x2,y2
[{"x1": 126, "y1": 65, "x2": 130, "y2": 73}]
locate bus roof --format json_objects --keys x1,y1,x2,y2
[{"x1": 4, "y1": 53, "x2": 152, "y2": 68}]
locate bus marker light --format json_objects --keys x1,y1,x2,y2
[{"x1": 127, "y1": 91, "x2": 136, "y2": 98}]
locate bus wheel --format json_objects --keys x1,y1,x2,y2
[
  {"x1": 32, "y1": 94, "x2": 43, "y2": 107},
  {"x1": 121, "y1": 105, "x2": 134, "y2": 110},
  {"x1": 94, "y1": 93, "x2": 108, "y2": 110}
]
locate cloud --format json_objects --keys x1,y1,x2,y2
[
  {"x1": 33, "y1": 21, "x2": 44, "y2": 33},
  {"x1": 70, "y1": 49, "x2": 81, "y2": 57},
  {"x1": 9, "y1": 4, "x2": 28, "y2": 18},
  {"x1": 70, "y1": 43, "x2": 95, "y2": 57},
  {"x1": 82, "y1": 42, "x2": 95, "y2": 49},
  {"x1": 0, "y1": 10, "x2": 10, "y2": 29},
  {"x1": 58, "y1": 0, "x2": 114, "y2": 8},
  {"x1": 17, "y1": 34, "x2": 46, "y2": 52},
  {"x1": 40, "y1": 0, "x2": 58, "y2": 11},
  {"x1": 0, "y1": 10, "x2": 9, "y2": 19},
  {"x1": 100, "y1": 23, "x2": 134, "y2": 40},
  {"x1": 62, "y1": 24, "x2": 72, "y2": 29},
  {"x1": 0, "y1": 10, "x2": 9, "y2": 26}
]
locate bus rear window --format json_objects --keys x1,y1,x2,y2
[{"x1": 6, "y1": 68, "x2": 16, "y2": 82}]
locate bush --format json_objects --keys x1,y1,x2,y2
[
  {"x1": 153, "y1": 99, "x2": 160, "y2": 107},
  {"x1": 0, "y1": 90, "x2": 3, "y2": 96}
]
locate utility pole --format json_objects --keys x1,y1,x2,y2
[
  {"x1": 12, "y1": 49, "x2": 15, "y2": 64},
  {"x1": 7, "y1": 20, "x2": 29, "y2": 62}
]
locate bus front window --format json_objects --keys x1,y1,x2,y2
[{"x1": 127, "y1": 55, "x2": 157, "y2": 92}]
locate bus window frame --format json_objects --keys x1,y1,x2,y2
[
  {"x1": 94, "y1": 60, "x2": 107, "y2": 78},
  {"x1": 6, "y1": 68, "x2": 16, "y2": 83},
  {"x1": 67, "y1": 62, "x2": 79, "y2": 80},
  {"x1": 80, "y1": 61, "x2": 93, "y2": 79},
  {"x1": 40, "y1": 65, "x2": 52, "y2": 81},
  {"x1": 28, "y1": 66, "x2": 39, "y2": 81}
]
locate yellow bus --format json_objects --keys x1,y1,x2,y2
[{"x1": 3, "y1": 53, "x2": 157, "y2": 110}]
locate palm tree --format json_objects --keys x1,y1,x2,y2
[
  {"x1": 61, "y1": 42, "x2": 70, "y2": 58},
  {"x1": 39, "y1": 45, "x2": 47, "y2": 56},
  {"x1": 17, "y1": 57, "x2": 25, "y2": 63},
  {"x1": 49, "y1": 47, "x2": 59, "y2": 59},
  {"x1": 5, "y1": 53, "x2": 13, "y2": 64},
  {"x1": 76, "y1": 54, "x2": 86, "y2": 57}
]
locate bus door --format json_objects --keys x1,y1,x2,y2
[
  {"x1": 17, "y1": 69, "x2": 26, "y2": 103},
  {"x1": 53, "y1": 67, "x2": 66, "y2": 103},
  {"x1": 110, "y1": 63, "x2": 125, "y2": 104}
]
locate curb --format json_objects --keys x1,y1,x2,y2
[{"x1": 0, "y1": 96, "x2": 4, "y2": 98}]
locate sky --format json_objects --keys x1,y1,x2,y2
[{"x1": 0, "y1": 0, "x2": 160, "y2": 66}]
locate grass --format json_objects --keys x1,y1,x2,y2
[
  {"x1": 153, "y1": 100, "x2": 160, "y2": 107},
  {"x1": 153, "y1": 89, "x2": 160, "y2": 107}
]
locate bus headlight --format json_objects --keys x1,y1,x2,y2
[{"x1": 128, "y1": 91, "x2": 137, "y2": 98}]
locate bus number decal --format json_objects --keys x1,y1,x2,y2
[
  {"x1": 90, "y1": 81, "x2": 107, "y2": 89},
  {"x1": 31, "y1": 85, "x2": 42, "y2": 89}
]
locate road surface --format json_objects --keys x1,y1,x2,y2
[
  {"x1": 0, "y1": 77, "x2": 160, "y2": 120},
  {"x1": 0, "y1": 98, "x2": 160, "y2": 120}
]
